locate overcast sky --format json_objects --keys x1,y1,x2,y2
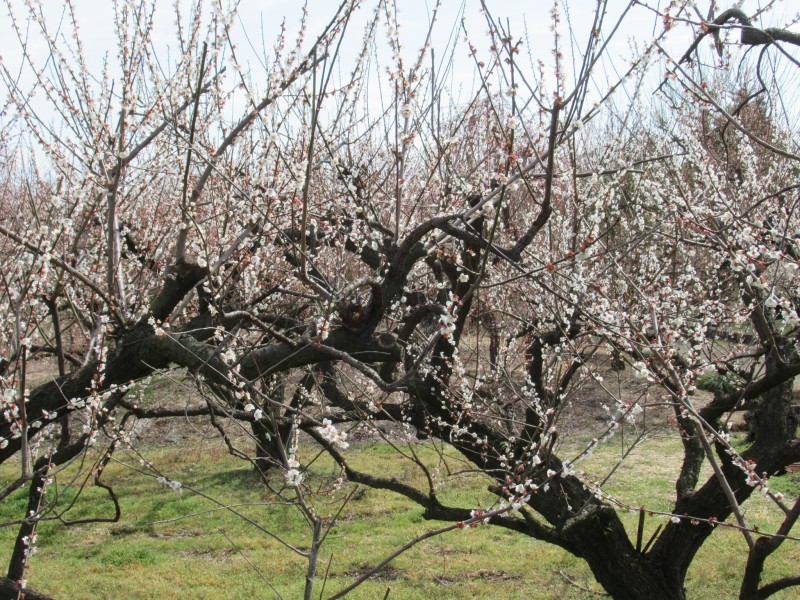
[
  {"x1": 1, "y1": 1, "x2": 655, "y2": 81},
  {"x1": 2, "y1": 1, "x2": 799, "y2": 133}
]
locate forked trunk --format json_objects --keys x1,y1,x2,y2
[{"x1": 567, "y1": 507, "x2": 686, "y2": 600}]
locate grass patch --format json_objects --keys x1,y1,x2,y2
[{"x1": 0, "y1": 433, "x2": 797, "y2": 598}]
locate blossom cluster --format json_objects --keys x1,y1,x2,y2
[{"x1": 316, "y1": 418, "x2": 349, "y2": 450}]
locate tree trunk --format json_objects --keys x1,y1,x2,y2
[
  {"x1": 0, "y1": 578, "x2": 54, "y2": 600},
  {"x1": 565, "y1": 506, "x2": 686, "y2": 600},
  {"x1": 252, "y1": 419, "x2": 290, "y2": 474},
  {"x1": 252, "y1": 376, "x2": 294, "y2": 475}
]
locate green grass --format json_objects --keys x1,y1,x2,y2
[{"x1": 0, "y1": 433, "x2": 797, "y2": 599}]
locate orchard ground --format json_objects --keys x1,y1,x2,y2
[{"x1": 3, "y1": 356, "x2": 798, "y2": 599}]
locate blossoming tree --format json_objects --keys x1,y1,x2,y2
[{"x1": 0, "y1": 1, "x2": 799, "y2": 598}]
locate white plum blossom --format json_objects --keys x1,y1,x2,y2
[
  {"x1": 316, "y1": 316, "x2": 331, "y2": 341},
  {"x1": 439, "y1": 313, "x2": 456, "y2": 337},
  {"x1": 285, "y1": 455, "x2": 303, "y2": 486},
  {"x1": 317, "y1": 418, "x2": 349, "y2": 450},
  {"x1": 156, "y1": 476, "x2": 182, "y2": 493},
  {"x1": 286, "y1": 468, "x2": 304, "y2": 486}
]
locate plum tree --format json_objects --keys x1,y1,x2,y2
[{"x1": 0, "y1": 1, "x2": 799, "y2": 598}]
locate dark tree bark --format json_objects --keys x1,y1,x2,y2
[
  {"x1": 679, "y1": 8, "x2": 800, "y2": 66},
  {"x1": 0, "y1": 578, "x2": 54, "y2": 600}
]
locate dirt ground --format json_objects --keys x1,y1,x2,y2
[{"x1": 17, "y1": 348, "x2": 750, "y2": 450}]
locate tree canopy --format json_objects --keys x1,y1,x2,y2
[{"x1": 1, "y1": 1, "x2": 799, "y2": 598}]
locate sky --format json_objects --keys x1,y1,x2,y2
[
  {"x1": 2, "y1": 1, "x2": 799, "y2": 139},
  {"x1": 0, "y1": 1, "x2": 641, "y2": 81},
  {"x1": 4, "y1": 1, "x2": 792, "y2": 66},
  {"x1": 0, "y1": 1, "x2": 704, "y2": 92}
]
